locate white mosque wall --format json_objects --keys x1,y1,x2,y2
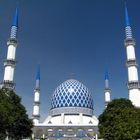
[
  {"x1": 47, "y1": 115, "x2": 61, "y2": 124},
  {"x1": 64, "y1": 114, "x2": 80, "y2": 124},
  {"x1": 33, "y1": 118, "x2": 39, "y2": 124},
  {"x1": 43, "y1": 114, "x2": 98, "y2": 126},
  {"x1": 82, "y1": 115, "x2": 98, "y2": 125}
]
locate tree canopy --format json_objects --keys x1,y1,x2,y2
[
  {"x1": 98, "y1": 98, "x2": 140, "y2": 140},
  {"x1": 0, "y1": 88, "x2": 33, "y2": 140}
]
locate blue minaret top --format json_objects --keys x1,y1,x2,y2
[
  {"x1": 105, "y1": 71, "x2": 109, "y2": 80},
  {"x1": 35, "y1": 65, "x2": 40, "y2": 90},
  {"x1": 10, "y1": 7, "x2": 18, "y2": 39},
  {"x1": 125, "y1": 3, "x2": 133, "y2": 39},
  {"x1": 12, "y1": 7, "x2": 18, "y2": 27},
  {"x1": 125, "y1": 3, "x2": 130, "y2": 27},
  {"x1": 105, "y1": 70, "x2": 109, "y2": 89},
  {"x1": 36, "y1": 65, "x2": 40, "y2": 80}
]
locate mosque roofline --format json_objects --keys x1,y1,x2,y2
[{"x1": 34, "y1": 124, "x2": 98, "y2": 127}]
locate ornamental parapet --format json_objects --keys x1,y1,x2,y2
[
  {"x1": 126, "y1": 59, "x2": 138, "y2": 67},
  {"x1": 124, "y1": 38, "x2": 135, "y2": 47},
  {"x1": 127, "y1": 81, "x2": 140, "y2": 90},
  {"x1": 7, "y1": 38, "x2": 17, "y2": 47},
  {"x1": 4, "y1": 59, "x2": 16, "y2": 67},
  {"x1": 49, "y1": 107, "x2": 94, "y2": 116}
]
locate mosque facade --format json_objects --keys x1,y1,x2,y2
[
  {"x1": 32, "y1": 77, "x2": 99, "y2": 139},
  {"x1": 1, "y1": 3, "x2": 140, "y2": 140}
]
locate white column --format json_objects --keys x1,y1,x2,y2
[
  {"x1": 61, "y1": 113, "x2": 64, "y2": 124},
  {"x1": 95, "y1": 134, "x2": 98, "y2": 140},
  {"x1": 42, "y1": 134, "x2": 45, "y2": 139},
  {"x1": 32, "y1": 133, "x2": 34, "y2": 139},
  {"x1": 79, "y1": 113, "x2": 83, "y2": 124}
]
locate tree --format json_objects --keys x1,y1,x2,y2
[
  {"x1": 0, "y1": 88, "x2": 33, "y2": 140},
  {"x1": 98, "y1": 98, "x2": 140, "y2": 140}
]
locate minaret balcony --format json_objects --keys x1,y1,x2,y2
[
  {"x1": 7, "y1": 38, "x2": 17, "y2": 47},
  {"x1": 4, "y1": 59, "x2": 16, "y2": 67},
  {"x1": 124, "y1": 38, "x2": 135, "y2": 47},
  {"x1": 105, "y1": 101, "x2": 110, "y2": 108},
  {"x1": 34, "y1": 102, "x2": 40, "y2": 105},
  {"x1": 34, "y1": 88, "x2": 40, "y2": 92},
  {"x1": 126, "y1": 59, "x2": 138, "y2": 67},
  {"x1": 127, "y1": 81, "x2": 140, "y2": 90},
  {"x1": 104, "y1": 88, "x2": 111, "y2": 93},
  {"x1": 32, "y1": 114, "x2": 40, "y2": 119},
  {"x1": 2, "y1": 80, "x2": 15, "y2": 90}
]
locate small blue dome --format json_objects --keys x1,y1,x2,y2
[{"x1": 51, "y1": 79, "x2": 93, "y2": 109}]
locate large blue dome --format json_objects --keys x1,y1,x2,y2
[{"x1": 51, "y1": 79, "x2": 93, "y2": 109}]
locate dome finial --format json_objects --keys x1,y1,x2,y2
[{"x1": 70, "y1": 73, "x2": 75, "y2": 79}]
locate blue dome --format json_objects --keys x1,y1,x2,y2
[{"x1": 51, "y1": 79, "x2": 93, "y2": 109}]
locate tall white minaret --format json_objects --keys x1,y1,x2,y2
[
  {"x1": 104, "y1": 71, "x2": 111, "y2": 108},
  {"x1": 1, "y1": 7, "x2": 18, "y2": 90},
  {"x1": 33, "y1": 65, "x2": 41, "y2": 124},
  {"x1": 124, "y1": 4, "x2": 140, "y2": 107}
]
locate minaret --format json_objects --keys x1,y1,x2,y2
[
  {"x1": 33, "y1": 65, "x2": 41, "y2": 124},
  {"x1": 104, "y1": 71, "x2": 111, "y2": 108},
  {"x1": 124, "y1": 4, "x2": 140, "y2": 107},
  {"x1": 2, "y1": 7, "x2": 18, "y2": 90}
]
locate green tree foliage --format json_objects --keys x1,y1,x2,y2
[
  {"x1": 99, "y1": 98, "x2": 140, "y2": 140},
  {"x1": 0, "y1": 88, "x2": 33, "y2": 140}
]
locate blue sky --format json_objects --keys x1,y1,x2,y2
[{"x1": 0, "y1": 0, "x2": 140, "y2": 121}]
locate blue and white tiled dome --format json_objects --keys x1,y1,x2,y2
[{"x1": 51, "y1": 79, "x2": 93, "y2": 109}]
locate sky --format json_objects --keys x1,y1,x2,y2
[{"x1": 0, "y1": 0, "x2": 140, "y2": 121}]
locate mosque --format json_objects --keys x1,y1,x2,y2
[{"x1": 1, "y1": 3, "x2": 140, "y2": 140}]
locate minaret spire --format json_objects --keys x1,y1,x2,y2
[
  {"x1": 124, "y1": 3, "x2": 140, "y2": 107},
  {"x1": 33, "y1": 65, "x2": 41, "y2": 124},
  {"x1": 125, "y1": 3, "x2": 130, "y2": 27},
  {"x1": 11, "y1": 7, "x2": 18, "y2": 39},
  {"x1": 1, "y1": 7, "x2": 19, "y2": 90},
  {"x1": 36, "y1": 65, "x2": 40, "y2": 90},
  {"x1": 104, "y1": 70, "x2": 111, "y2": 108},
  {"x1": 125, "y1": 3, "x2": 133, "y2": 39}
]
